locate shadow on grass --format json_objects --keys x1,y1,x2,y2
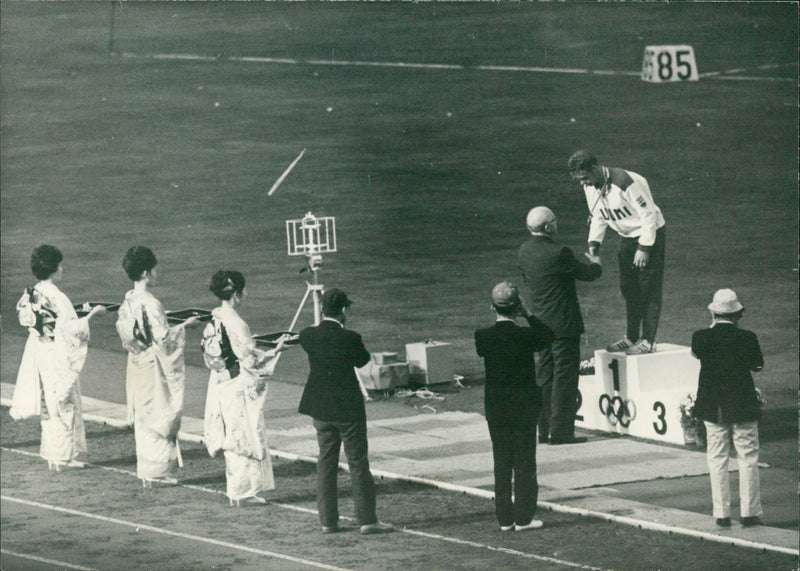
[
  {"x1": 178, "y1": 447, "x2": 213, "y2": 461},
  {"x1": 180, "y1": 474, "x2": 226, "y2": 486},
  {"x1": 274, "y1": 460, "x2": 317, "y2": 478},
  {"x1": 2, "y1": 440, "x2": 42, "y2": 449},
  {"x1": 96, "y1": 455, "x2": 138, "y2": 467},
  {"x1": 760, "y1": 406, "x2": 798, "y2": 443},
  {"x1": 85, "y1": 427, "x2": 133, "y2": 440},
  {"x1": 400, "y1": 509, "x2": 488, "y2": 528},
  {"x1": 271, "y1": 490, "x2": 319, "y2": 504}
]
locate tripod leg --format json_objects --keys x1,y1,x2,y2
[{"x1": 288, "y1": 285, "x2": 313, "y2": 333}]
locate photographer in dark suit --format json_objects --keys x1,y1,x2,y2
[
  {"x1": 298, "y1": 288, "x2": 393, "y2": 535},
  {"x1": 518, "y1": 206, "x2": 602, "y2": 445},
  {"x1": 475, "y1": 281, "x2": 554, "y2": 531}
]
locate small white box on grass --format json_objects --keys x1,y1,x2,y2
[
  {"x1": 356, "y1": 361, "x2": 410, "y2": 391},
  {"x1": 405, "y1": 340, "x2": 454, "y2": 385},
  {"x1": 371, "y1": 352, "x2": 398, "y2": 365}
]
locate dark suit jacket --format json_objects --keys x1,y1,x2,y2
[
  {"x1": 691, "y1": 323, "x2": 764, "y2": 424},
  {"x1": 518, "y1": 235, "x2": 602, "y2": 338},
  {"x1": 475, "y1": 316, "x2": 553, "y2": 424},
  {"x1": 298, "y1": 319, "x2": 372, "y2": 423}
]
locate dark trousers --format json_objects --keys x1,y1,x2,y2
[
  {"x1": 618, "y1": 226, "x2": 665, "y2": 343},
  {"x1": 536, "y1": 336, "x2": 581, "y2": 441},
  {"x1": 487, "y1": 412, "x2": 539, "y2": 527},
  {"x1": 313, "y1": 419, "x2": 377, "y2": 527}
]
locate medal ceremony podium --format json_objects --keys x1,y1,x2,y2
[{"x1": 575, "y1": 343, "x2": 700, "y2": 445}]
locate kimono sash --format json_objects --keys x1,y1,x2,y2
[
  {"x1": 10, "y1": 285, "x2": 90, "y2": 424},
  {"x1": 117, "y1": 293, "x2": 186, "y2": 439}
]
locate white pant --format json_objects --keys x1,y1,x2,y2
[{"x1": 704, "y1": 421, "x2": 762, "y2": 519}]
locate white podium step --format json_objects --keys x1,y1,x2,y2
[{"x1": 576, "y1": 343, "x2": 700, "y2": 445}]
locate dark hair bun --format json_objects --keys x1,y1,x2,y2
[
  {"x1": 122, "y1": 246, "x2": 157, "y2": 281},
  {"x1": 31, "y1": 244, "x2": 63, "y2": 280},
  {"x1": 209, "y1": 270, "x2": 245, "y2": 300}
]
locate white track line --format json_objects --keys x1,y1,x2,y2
[
  {"x1": 0, "y1": 548, "x2": 96, "y2": 571},
  {"x1": 704, "y1": 75, "x2": 795, "y2": 82},
  {"x1": 119, "y1": 52, "x2": 639, "y2": 77},
  {"x1": 399, "y1": 527, "x2": 606, "y2": 570},
  {"x1": 1, "y1": 495, "x2": 353, "y2": 571},
  {"x1": 699, "y1": 62, "x2": 795, "y2": 82},
  {"x1": 0, "y1": 447, "x2": 604, "y2": 569},
  {"x1": 118, "y1": 51, "x2": 795, "y2": 82}
]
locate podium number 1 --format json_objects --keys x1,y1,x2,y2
[{"x1": 608, "y1": 359, "x2": 620, "y2": 392}]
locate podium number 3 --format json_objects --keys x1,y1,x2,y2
[
  {"x1": 652, "y1": 401, "x2": 667, "y2": 434},
  {"x1": 658, "y1": 50, "x2": 694, "y2": 81}
]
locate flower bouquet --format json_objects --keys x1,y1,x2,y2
[{"x1": 678, "y1": 393, "x2": 705, "y2": 447}]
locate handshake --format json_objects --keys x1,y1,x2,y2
[{"x1": 585, "y1": 244, "x2": 601, "y2": 266}]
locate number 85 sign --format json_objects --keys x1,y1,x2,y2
[{"x1": 642, "y1": 45, "x2": 699, "y2": 83}]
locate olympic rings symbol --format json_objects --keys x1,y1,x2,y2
[{"x1": 598, "y1": 394, "x2": 637, "y2": 428}]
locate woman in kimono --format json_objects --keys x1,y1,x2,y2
[
  {"x1": 202, "y1": 270, "x2": 289, "y2": 506},
  {"x1": 116, "y1": 246, "x2": 200, "y2": 487},
  {"x1": 10, "y1": 244, "x2": 107, "y2": 471}
]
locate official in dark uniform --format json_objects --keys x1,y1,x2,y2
[
  {"x1": 518, "y1": 206, "x2": 602, "y2": 445},
  {"x1": 475, "y1": 281, "x2": 553, "y2": 531},
  {"x1": 298, "y1": 288, "x2": 393, "y2": 535}
]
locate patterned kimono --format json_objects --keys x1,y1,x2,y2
[
  {"x1": 203, "y1": 305, "x2": 275, "y2": 501},
  {"x1": 116, "y1": 289, "x2": 186, "y2": 482},
  {"x1": 10, "y1": 282, "x2": 90, "y2": 467}
]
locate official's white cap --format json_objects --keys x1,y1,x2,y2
[
  {"x1": 526, "y1": 206, "x2": 556, "y2": 232},
  {"x1": 708, "y1": 289, "x2": 744, "y2": 314}
]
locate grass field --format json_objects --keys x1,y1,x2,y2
[{"x1": 1, "y1": 2, "x2": 797, "y2": 414}]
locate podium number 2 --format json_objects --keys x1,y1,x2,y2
[
  {"x1": 652, "y1": 401, "x2": 667, "y2": 435},
  {"x1": 658, "y1": 50, "x2": 694, "y2": 81}
]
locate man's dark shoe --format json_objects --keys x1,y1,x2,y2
[
  {"x1": 549, "y1": 436, "x2": 588, "y2": 445},
  {"x1": 715, "y1": 517, "x2": 731, "y2": 527},
  {"x1": 741, "y1": 517, "x2": 762, "y2": 527},
  {"x1": 322, "y1": 525, "x2": 339, "y2": 534}
]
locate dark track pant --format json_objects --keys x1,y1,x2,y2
[
  {"x1": 487, "y1": 414, "x2": 539, "y2": 527},
  {"x1": 536, "y1": 336, "x2": 581, "y2": 441},
  {"x1": 618, "y1": 226, "x2": 665, "y2": 344},
  {"x1": 313, "y1": 419, "x2": 377, "y2": 528}
]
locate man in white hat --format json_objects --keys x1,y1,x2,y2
[
  {"x1": 691, "y1": 289, "x2": 764, "y2": 528},
  {"x1": 518, "y1": 206, "x2": 601, "y2": 445},
  {"x1": 568, "y1": 150, "x2": 666, "y2": 355}
]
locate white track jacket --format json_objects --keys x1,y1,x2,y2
[{"x1": 583, "y1": 167, "x2": 665, "y2": 249}]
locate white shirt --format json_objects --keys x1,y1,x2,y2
[{"x1": 583, "y1": 167, "x2": 665, "y2": 247}]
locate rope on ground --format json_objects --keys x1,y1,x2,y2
[
  {"x1": 393, "y1": 386, "x2": 447, "y2": 414},
  {"x1": 393, "y1": 388, "x2": 446, "y2": 401},
  {"x1": 367, "y1": 375, "x2": 469, "y2": 414}
]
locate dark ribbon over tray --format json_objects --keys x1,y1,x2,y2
[
  {"x1": 165, "y1": 308, "x2": 213, "y2": 325},
  {"x1": 252, "y1": 331, "x2": 300, "y2": 348},
  {"x1": 73, "y1": 302, "x2": 121, "y2": 318}
]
